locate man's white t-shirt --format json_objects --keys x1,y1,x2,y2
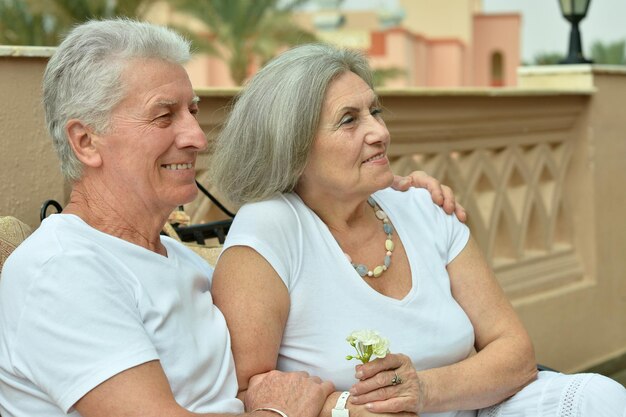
[{"x1": 0, "y1": 214, "x2": 243, "y2": 416}]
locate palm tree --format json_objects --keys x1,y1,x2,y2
[
  {"x1": 171, "y1": 0, "x2": 317, "y2": 85},
  {"x1": 1, "y1": 0, "x2": 157, "y2": 46},
  {"x1": 0, "y1": 0, "x2": 59, "y2": 45},
  {"x1": 25, "y1": 0, "x2": 157, "y2": 29}
]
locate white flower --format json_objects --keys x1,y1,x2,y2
[{"x1": 345, "y1": 329, "x2": 390, "y2": 364}]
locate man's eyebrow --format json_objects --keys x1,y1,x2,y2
[
  {"x1": 153, "y1": 99, "x2": 178, "y2": 107},
  {"x1": 152, "y1": 96, "x2": 200, "y2": 108}
]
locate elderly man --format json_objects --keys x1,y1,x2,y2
[
  {"x1": 0, "y1": 18, "x2": 334, "y2": 417},
  {"x1": 0, "y1": 19, "x2": 461, "y2": 417}
]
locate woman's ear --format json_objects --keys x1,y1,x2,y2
[{"x1": 65, "y1": 119, "x2": 103, "y2": 168}]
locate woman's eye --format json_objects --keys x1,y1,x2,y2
[
  {"x1": 371, "y1": 108, "x2": 383, "y2": 117},
  {"x1": 339, "y1": 115, "x2": 355, "y2": 126}
]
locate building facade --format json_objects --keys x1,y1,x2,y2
[{"x1": 176, "y1": 0, "x2": 520, "y2": 88}]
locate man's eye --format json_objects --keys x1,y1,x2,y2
[
  {"x1": 190, "y1": 108, "x2": 199, "y2": 118},
  {"x1": 371, "y1": 108, "x2": 383, "y2": 117}
]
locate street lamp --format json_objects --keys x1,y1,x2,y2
[{"x1": 558, "y1": 0, "x2": 593, "y2": 64}]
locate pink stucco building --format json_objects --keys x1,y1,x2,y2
[{"x1": 179, "y1": 0, "x2": 520, "y2": 88}]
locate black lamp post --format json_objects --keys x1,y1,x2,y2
[{"x1": 558, "y1": 0, "x2": 593, "y2": 64}]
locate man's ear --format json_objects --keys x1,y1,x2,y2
[{"x1": 65, "y1": 119, "x2": 103, "y2": 168}]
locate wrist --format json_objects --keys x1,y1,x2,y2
[
  {"x1": 253, "y1": 407, "x2": 289, "y2": 417},
  {"x1": 331, "y1": 391, "x2": 350, "y2": 417}
]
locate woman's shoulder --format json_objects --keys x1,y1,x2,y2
[
  {"x1": 237, "y1": 193, "x2": 304, "y2": 219},
  {"x1": 228, "y1": 193, "x2": 306, "y2": 239},
  {"x1": 375, "y1": 187, "x2": 441, "y2": 214}
]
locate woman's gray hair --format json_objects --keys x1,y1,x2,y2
[
  {"x1": 211, "y1": 43, "x2": 374, "y2": 206},
  {"x1": 43, "y1": 18, "x2": 191, "y2": 181}
]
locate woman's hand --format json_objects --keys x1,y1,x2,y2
[
  {"x1": 391, "y1": 171, "x2": 467, "y2": 222},
  {"x1": 348, "y1": 353, "x2": 425, "y2": 414}
]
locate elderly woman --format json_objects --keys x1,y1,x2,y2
[
  {"x1": 211, "y1": 44, "x2": 626, "y2": 417},
  {"x1": 0, "y1": 19, "x2": 337, "y2": 417}
]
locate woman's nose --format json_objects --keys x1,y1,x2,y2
[{"x1": 364, "y1": 115, "x2": 390, "y2": 145}]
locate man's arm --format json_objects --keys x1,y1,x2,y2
[
  {"x1": 391, "y1": 171, "x2": 467, "y2": 222},
  {"x1": 74, "y1": 360, "x2": 333, "y2": 417}
]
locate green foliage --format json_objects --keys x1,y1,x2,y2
[
  {"x1": 528, "y1": 40, "x2": 626, "y2": 66},
  {"x1": 530, "y1": 52, "x2": 564, "y2": 66},
  {"x1": 372, "y1": 66, "x2": 406, "y2": 87},
  {"x1": 0, "y1": 0, "x2": 156, "y2": 46},
  {"x1": 0, "y1": 0, "x2": 58, "y2": 45},
  {"x1": 1, "y1": 0, "x2": 316, "y2": 85},
  {"x1": 170, "y1": 0, "x2": 317, "y2": 84},
  {"x1": 591, "y1": 40, "x2": 625, "y2": 65}
]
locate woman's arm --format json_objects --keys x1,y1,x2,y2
[
  {"x1": 212, "y1": 246, "x2": 417, "y2": 417},
  {"x1": 212, "y1": 246, "x2": 289, "y2": 397},
  {"x1": 349, "y1": 237, "x2": 537, "y2": 414}
]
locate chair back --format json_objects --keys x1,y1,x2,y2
[{"x1": 0, "y1": 216, "x2": 32, "y2": 275}]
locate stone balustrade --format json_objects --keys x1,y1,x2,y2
[{"x1": 1, "y1": 46, "x2": 625, "y2": 373}]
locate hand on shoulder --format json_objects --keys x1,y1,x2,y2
[{"x1": 391, "y1": 171, "x2": 467, "y2": 222}]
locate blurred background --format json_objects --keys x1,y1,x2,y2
[
  {"x1": 2, "y1": 0, "x2": 624, "y2": 88},
  {"x1": 1, "y1": 0, "x2": 625, "y2": 387}
]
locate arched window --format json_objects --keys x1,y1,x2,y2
[{"x1": 491, "y1": 51, "x2": 504, "y2": 87}]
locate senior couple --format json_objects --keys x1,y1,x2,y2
[{"x1": 0, "y1": 19, "x2": 624, "y2": 417}]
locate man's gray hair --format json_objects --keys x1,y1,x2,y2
[
  {"x1": 211, "y1": 43, "x2": 373, "y2": 206},
  {"x1": 43, "y1": 18, "x2": 192, "y2": 181}
]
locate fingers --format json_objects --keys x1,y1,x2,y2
[
  {"x1": 392, "y1": 171, "x2": 445, "y2": 205},
  {"x1": 409, "y1": 171, "x2": 445, "y2": 205},
  {"x1": 455, "y1": 202, "x2": 468, "y2": 223},
  {"x1": 391, "y1": 175, "x2": 412, "y2": 191},
  {"x1": 321, "y1": 380, "x2": 336, "y2": 397},
  {"x1": 391, "y1": 171, "x2": 467, "y2": 222},
  {"x1": 348, "y1": 354, "x2": 423, "y2": 414},
  {"x1": 245, "y1": 370, "x2": 334, "y2": 417},
  {"x1": 355, "y1": 353, "x2": 405, "y2": 381},
  {"x1": 440, "y1": 184, "x2": 456, "y2": 215},
  {"x1": 351, "y1": 368, "x2": 403, "y2": 398},
  {"x1": 247, "y1": 370, "x2": 271, "y2": 391},
  {"x1": 350, "y1": 367, "x2": 422, "y2": 414}
]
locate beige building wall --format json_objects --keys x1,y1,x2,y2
[
  {"x1": 369, "y1": 29, "x2": 421, "y2": 88},
  {"x1": 473, "y1": 14, "x2": 521, "y2": 87},
  {"x1": 0, "y1": 47, "x2": 66, "y2": 229},
  {"x1": 291, "y1": 2, "x2": 519, "y2": 88},
  {"x1": 399, "y1": 0, "x2": 478, "y2": 44},
  {"x1": 427, "y1": 40, "x2": 466, "y2": 87}
]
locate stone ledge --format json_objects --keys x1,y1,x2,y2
[{"x1": 0, "y1": 45, "x2": 55, "y2": 58}]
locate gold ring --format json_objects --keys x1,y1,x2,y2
[{"x1": 391, "y1": 372, "x2": 403, "y2": 386}]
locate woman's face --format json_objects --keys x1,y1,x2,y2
[{"x1": 297, "y1": 71, "x2": 393, "y2": 201}]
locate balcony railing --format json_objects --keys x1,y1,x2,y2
[{"x1": 2, "y1": 47, "x2": 625, "y2": 373}]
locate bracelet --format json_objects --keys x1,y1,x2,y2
[
  {"x1": 331, "y1": 391, "x2": 350, "y2": 417},
  {"x1": 253, "y1": 407, "x2": 289, "y2": 417}
]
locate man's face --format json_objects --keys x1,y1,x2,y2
[{"x1": 92, "y1": 58, "x2": 207, "y2": 214}]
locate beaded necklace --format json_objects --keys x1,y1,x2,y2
[{"x1": 343, "y1": 196, "x2": 394, "y2": 278}]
